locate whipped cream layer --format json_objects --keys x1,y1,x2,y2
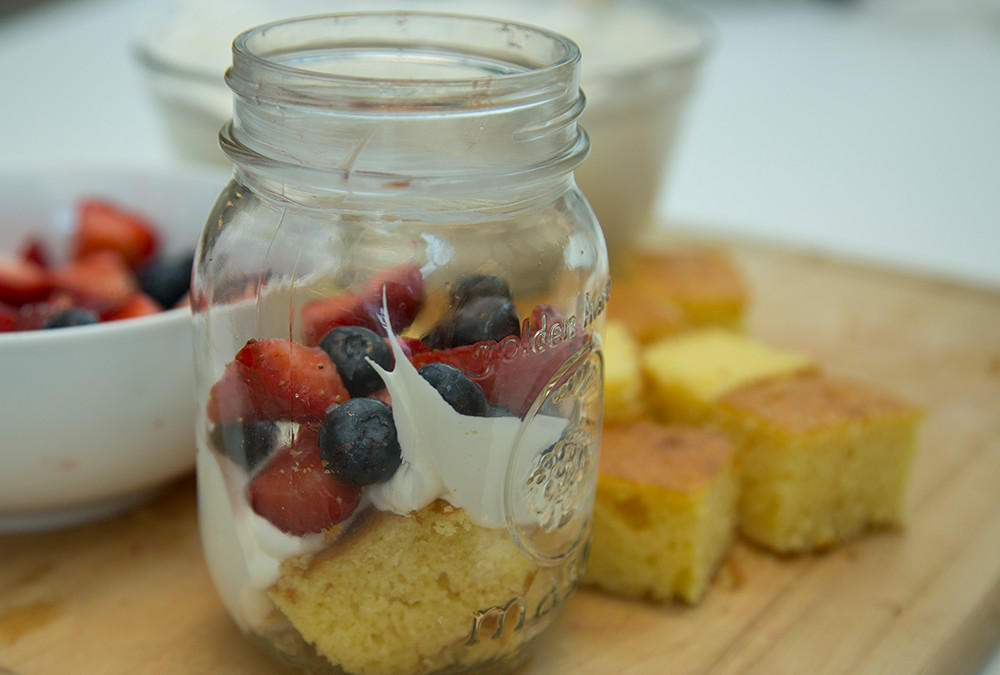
[{"x1": 367, "y1": 330, "x2": 567, "y2": 528}]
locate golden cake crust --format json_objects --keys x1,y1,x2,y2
[
  {"x1": 719, "y1": 374, "x2": 923, "y2": 434},
  {"x1": 601, "y1": 422, "x2": 735, "y2": 493}
]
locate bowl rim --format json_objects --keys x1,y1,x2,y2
[
  {"x1": 134, "y1": 1, "x2": 714, "y2": 90},
  {"x1": 0, "y1": 306, "x2": 191, "y2": 347}
]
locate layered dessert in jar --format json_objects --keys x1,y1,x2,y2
[{"x1": 197, "y1": 263, "x2": 604, "y2": 674}]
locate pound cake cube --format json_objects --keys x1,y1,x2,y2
[
  {"x1": 269, "y1": 502, "x2": 540, "y2": 675},
  {"x1": 642, "y1": 328, "x2": 816, "y2": 424},
  {"x1": 583, "y1": 422, "x2": 739, "y2": 604},
  {"x1": 603, "y1": 320, "x2": 645, "y2": 424},
  {"x1": 714, "y1": 374, "x2": 923, "y2": 553},
  {"x1": 609, "y1": 248, "x2": 748, "y2": 342}
]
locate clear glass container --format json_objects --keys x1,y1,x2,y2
[{"x1": 192, "y1": 13, "x2": 608, "y2": 675}]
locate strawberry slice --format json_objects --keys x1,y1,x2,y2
[
  {"x1": 248, "y1": 427, "x2": 362, "y2": 535},
  {"x1": 0, "y1": 302, "x2": 18, "y2": 332},
  {"x1": 50, "y1": 250, "x2": 136, "y2": 312},
  {"x1": 102, "y1": 293, "x2": 162, "y2": 321},
  {"x1": 20, "y1": 237, "x2": 51, "y2": 269},
  {"x1": 0, "y1": 256, "x2": 52, "y2": 306},
  {"x1": 410, "y1": 305, "x2": 588, "y2": 416},
  {"x1": 394, "y1": 335, "x2": 431, "y2": 359},
  {"x1": 409, "y1": 341, "x2": 496, "y2": 380},
  {"x1": 74, "y1": 199, "x2": 159, "y2": 269},
  {"x1": 361, "y1": 263, "x2": 425, "y2": 333},
  {"x1": 207, "y1": 337, "x2": 349, "y2": 424},
  {"x1": 300, "y1": 293, "x2": 375, "y2": 346}
]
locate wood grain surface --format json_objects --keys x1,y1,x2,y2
[{"x1": 2, "y1": 241, "x2": 998, "y2": 675}]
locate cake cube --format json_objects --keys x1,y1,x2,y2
[
  {"x1": 642, "y1": 328, "x2": 815, "y2": 424},
  {"x1": 603, "y1": 320, "x2": 645, "y2": 424},
  {"x1": 583, "y1": 422, "x2": 739, "y2": 604},
  {"x1": 713, "y1": 374, "x2": 923, "y2": 553},
  {"x1": 609, "y1": 248, "x2": 748, "y2": 342}
]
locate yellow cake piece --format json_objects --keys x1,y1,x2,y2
[
  {"x1": 583, "y1": 422, "x2": 739, "y2": 604},
  {"x1": 269, "y1": 502, "x2": 545, "y2": 675},
  {"x1": 609, "y1": 248, "x2": 748, "y2": 342},
  {"x1": 603, "y1": 320, "x2": 645, "y2": 424},
  {"x1": 643, "y1": 328, "x2": 816, "y2": 424},
  {"x1": 714, "y1": 374, "x2": 923, "y2": 553}
]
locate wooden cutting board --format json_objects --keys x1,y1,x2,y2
[{"x1": 2, "y1": 241, "x2": 999, "y2": 675}]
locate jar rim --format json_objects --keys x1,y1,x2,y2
[{"x1": 228, "y1": 11, "x2": 581, "y2": 108}]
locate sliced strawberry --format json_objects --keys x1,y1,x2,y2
[
  {"x1": 409, "y1": 305, "x2": 588, "y2": 416},
  {"x1": 207, "y1": 338, "x2": 349, "y2": 424},
  {"x1": 50, "y1": 250, "x2": 136, "y2": 312},
  {"x1": 409, "y1": 342, "x2": 496, "y2": 380},
  {"x1": 20, "y1": 237, "x2": 51, "y2": 268},
  {"x1": 361, "y1": 263, "x2": 425, "y2": 333},
  {"x1": 0, "y1": 256, "x2": 52, "y2": 306},
  {"x1": 102, "y1": 293, "x2": 162, "y2": 321},
  {"x1": 393, "y1": 335, "x2": 431, "y2": 359},
  {"x1": 300, "y1": 293, "x2": 375, "y2": 346},
  {"x1": 248, "y1": 427, "x2": 362, "y2": 535},
  {"x1": 0, "y1": 302, "x2": 18, "y2": 332},
  {"x1": 74, "y1": 199, "x2": 159, "y2": 269}
]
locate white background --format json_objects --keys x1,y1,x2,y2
[{"x1": 0, "y1": 0, "x2": 997, "y2": 669}]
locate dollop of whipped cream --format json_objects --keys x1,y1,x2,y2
[{"x1": 367, "y1": 327, "x2": 568, "y2": 528}]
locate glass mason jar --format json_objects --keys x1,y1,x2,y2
[{"x1": 192, "y1": 13, "x2": 608, "y2": 675}]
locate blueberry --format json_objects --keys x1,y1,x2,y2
[
  {"x1": 138, "y1": 250, "x2": 194, "y2": 308},
  {"x1": 210, "y1": 421, "x2": 279, "y2": 472},
  {"x1": 319, "y1": 398, "x2": 401, "y2": 485},
  {"x1": 451, "y1": 296, "x2": 520, "y2": 346},
  {"x1": 319, "y1": 326, "x2": 394, "y2": 397},
  {"x1": 450, "y1": 274, "x2": 511, "y2": 308},
  {"x1": 418, "y1": 362, "x2": 488, "y2": 417},
  {"x1": 43, "y1": 308, "x2": 98, "y2": 329},
  {"x1": 421, "y1": 316, "x2": 455, "y2": 350}
]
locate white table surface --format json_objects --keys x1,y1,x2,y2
[{"x1": 1, "y1": 0, "x2": 998, "y2": 670}]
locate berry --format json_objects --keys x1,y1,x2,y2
[
  {"x1": 451, "y1": 296, "x2": 520, "y2": 346},
  {"x1": 43, "y1": 307, "x2": 98, "y2": 329},
  {"x1": 74, "y1": 199, "x2": 159, "y2": 269},
  {"x1": 418, "y1": 362, "x2": 488, "y2": 417},
  {"x1": 20, "y1": 237, "x2": 51, "y2": 268},
  {"x1": 319, "y1": 397, "x2": 401, "y2": 485},
  {"x1": 0, "y1": 303, "x2": 19, "y2": 332},
  {"x1": 361, "y1": 263, "x2": 425, "y2": 333},
  {"x1": 137, "y1": 250, "x2": 193, "y2": 308},
  {"x1": 0, "y1": 256, "x2": 52, "y2": 306},
  {"x1": 449, "y1": 274, "x2": 511, "y2": 308},
  {"x1": 319, "y1": 326, "x2": 394, "y2": 397},
  {"x1": 300, "y1": 293, "x2": 375, "y2": 346},
  {"x1": 410, "y1": 342, "x2": 492, "y2": 379},
  {"x1": 206, "y1": 338, "x2": 349, "y2": 424},
  {"x1": 248, "y1": 427, "x2": 362, "y2": 535},
  {"x1": 421, "y1": 315, "x2": 456, "y2": 350},
  {"x1": 102, "y1": 293, "x2": 162, "y2": 321},
  {"x1": 50, "y1": 250, "x2": 136, "y2": 312},
  {"x1": 210, "y1": 420, "x2": 279, "y2": 472}
]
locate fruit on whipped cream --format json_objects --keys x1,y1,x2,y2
[{"x1": 199, "y1": 263, "x2": 594, "y2": 673}]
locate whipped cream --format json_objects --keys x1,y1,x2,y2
[
  {"x1": 198, "y1": 444, "x2": 328, "y2": 630},
  {"x1": 367, "y1": 330, "x2": 568, "y2": 528}
]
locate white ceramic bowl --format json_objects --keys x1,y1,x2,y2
[
  {"x1": 0, "y1": 165, "x2": 228, "y2": 532},
  {"x1": 135, "y1": 0, "x2": 709, "y2": 260}
]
